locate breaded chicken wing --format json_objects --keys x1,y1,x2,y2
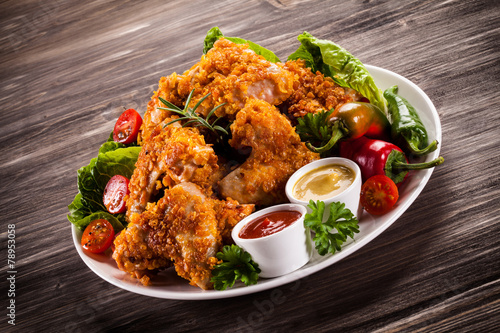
[
  {"x1": 126, "y1": 124, "x2": 220, "y2": 220},
  {"x1": 218, "y1": 99, "x2": 319, "y2": 206},
  {"x1": 140, "y1": 38, "x2": 295, "y2": 142},
  {"x1": 113, "y1": 182, "x2": 253, "y2": 288}
]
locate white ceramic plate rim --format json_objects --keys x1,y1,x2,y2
[{"x1": 72, "y1": 64, "x2": 442, "y2": 300}]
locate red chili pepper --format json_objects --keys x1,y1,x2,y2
[{"x1": 339, "y1": 136, "x2": 444, "y2": 185}]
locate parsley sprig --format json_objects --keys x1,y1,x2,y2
[
  {"x1": 158, "y1": 89, "x2": 229, "y2": 143},
  {"x1": 211, "y1": 245, "x2": 261, "y2": 291},
  {"x1": 295, "y1": 109, "x2": 347, "y2": 155},
  {"x1": 304, "y1": 200, "x2": 360, "y2": 256}
]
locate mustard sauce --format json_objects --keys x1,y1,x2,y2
[{"x1": 292, "y1": 164, "x2": 355, "y2": 201}]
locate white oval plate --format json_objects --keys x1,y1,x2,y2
[{"x1": 72, "y1": 65, "x2": 442, "y2": 300}]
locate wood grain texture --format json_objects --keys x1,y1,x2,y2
[{"x1": 1, "y1": 0, "x2": 499, "y2": 332}]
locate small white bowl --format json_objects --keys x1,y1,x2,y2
[
  {"x1": 231, "y1": 204, "x2": 312, "y2": 278},
  {"x1": 285, "y1": 157, "x2": 362, "y2": 219}
]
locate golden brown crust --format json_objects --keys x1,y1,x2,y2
[
  {"x1": 218, "y1": 99, "x2": 319, "y2": 206},
  {"x1": 113, "y1": 39, "x2": 356, "y2": 289},
  {"x1": 283, "y1": 59, "x2": 359, "y2": 119},
  {"x1": 140, "y1": 38, "x2": 295, "y2": 142},
  {"x1": 114, "y1": 183, "x2": 253, "y2": 289},
  {"x1": 126, "y1": 125, "x2": 219, "y2": 220}
]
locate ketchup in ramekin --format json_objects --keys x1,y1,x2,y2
[
  {"x1": 231, "y1": 204, "x2": 312, "y2": 278},
  {"x1": 238, "y1": 210, "x2": 302, "y2": 239}
]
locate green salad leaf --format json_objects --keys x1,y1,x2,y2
[
  {"x1": 67, "y1": 142, "x2": 141, "y2": 231},
  {"x1": 210, "y1": 244, "x2": 261, "y2": 290},
  {"x1": 203, "y1": 27, "x2": 281, "y2": 63},
  {"x1": 288, "y1": 32, "x2": 387, "y2": 113},
  {"x1": 72, "y1": 211, "x2": 125, "y2": 233}
]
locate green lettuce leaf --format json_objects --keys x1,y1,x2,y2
[
  {"x1": 67, "y1": 193, "x2": 93, "y2": 224},
  {"x1": 72, "y1": 211, "x2": 125, "y2": 233},
  {"x1": 203, "y1": 27, "x2": 281, "y2": 63},
  {"x1": 68, "y1": 142, "x2": 141, "y2": 231},
  {"x1": 91, "y1": 145, "x2": 141, "y2": 190},
  {"x1": 288, "y1": 32, "x2": 387, "y2": 112}
]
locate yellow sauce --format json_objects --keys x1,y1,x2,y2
[{"x1": 292, "y1": 164, "x2": 355, "y2": 201}]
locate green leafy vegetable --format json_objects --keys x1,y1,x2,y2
[
  {"x1": 91, "y1": 145, "x2": 141, "y2": 189},
  {"x1": 288, "y1": 32, "x2": 387, "y2": 113},
  {"x1": 304, "y1": 200, "x2": 359, "y2": 256},
  {"x1": 203, "y1": 27, "x2": 281, "y2": 63},
  {"x1": 211, "y1": 245, "x2": 261, "y2": 291},
  {"x1": 295, "y1": 109, "x2": 348, "y2": 156},
  {"x1": 158, "y1": 90, "x2": 229, "y2": 144},
  {"x1": 295, "y1": 109, "x2": 335, "y2": 144},
  {"x1": 67, "y1": 142, "x2": 141, "y2": 231},
  {"x1": 72, "y1": 211, "x2": 125, "y2": 233}
]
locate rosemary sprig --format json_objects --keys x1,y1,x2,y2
[{"x1": 157, "y1": 89, "x2": 229, "y2": 141}]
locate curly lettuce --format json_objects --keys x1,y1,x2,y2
[{"x1": 288, "y1": 32, "x2": 387, "y2": 112}]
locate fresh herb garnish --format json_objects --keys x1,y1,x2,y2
[
  {"x1": 211, "y1": 244, "x2": 261, "y2": 291},
  {"x1": 304, "y1": 200, "x2": 359, "y2": 256},
  {"x1": 158, "y1": 90, "x2": 229, "y2": 143},
  {"x1": 295, "y1": 109, "x2": 346, "y2": 155}
]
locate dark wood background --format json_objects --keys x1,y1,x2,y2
[{"x1": 1, "y1": 0, "x2": 499, "y2": 332}]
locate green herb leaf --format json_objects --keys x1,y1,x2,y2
[
  {"x1": 296, "y1": 109, "x2": 334, "y2": 144},
  {"x1": 158, "y1": 91, "x2": 228, "y2": 144},
  {"x1": 295, "y1": 109, "x2": 346, "y2": 155},
  {"x1": 304, "y1": 200, "x2": 360, "y2": 256},
  {"x1": 211, "y1": 245, "x2": 261, "y2": 291}
]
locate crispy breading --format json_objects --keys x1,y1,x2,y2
[
  {"x1": 218, "y1": 99, "x2": 319, "y2": 206},
  {"x1": 126, "y1": 124, "x2": 220, "y2": 220},
  {"x1": 140, "y1": 38, "x2": 295, "y2": 142},
  {"x1": 214, "y1": 197, "x2": 255, "y2": 244},
  {"x1": 114, "y1": 182, "x2": 253, "y2": 289},
  {"x1": 114, "y1": 39, "x2": 364, "y2": 289},
  {"x1": 283, "y1": 59, "x2": 361, "y2": 119}
]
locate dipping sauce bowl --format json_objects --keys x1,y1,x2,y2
[
  {"x1": 285, "y1": 157, "x2": 362, "y2": 219},
  {"x1": 231, "y1": 204, "x2": 312, "y2": 278}
]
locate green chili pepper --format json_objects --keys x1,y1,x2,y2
[{"x1": 383, "y1": 85, "x2": 438, "y2": 156}]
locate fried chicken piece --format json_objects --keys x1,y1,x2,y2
[
  {"x1": 215, "y1": 197, "x2": 255, "y2": 244},
  {"x1": 113, "y1": 182, "x2": 253, "y2": 289},
  {"x1": 218, "y1": 99, "x2": 319, "y2": 206},
  {"x1": 126, "y1": 124, "x2": 220, "y2": 220},
  {"x1": 112, "y1": 220, "x2": 171, "y2": 286},
  {"x1": 140, "y1": 38, "x2": 295, "y2": 142},
  {"x1": 283, "y1": 59, "x2": 362, "y2": 120}
]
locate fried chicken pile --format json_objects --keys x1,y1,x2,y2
[{"x1": 113, "y1": 38, "x2": 359, "y2": 289}]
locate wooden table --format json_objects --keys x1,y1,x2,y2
[{"x1": 1, "y1": 0, "x2": 499, "y2": 332}]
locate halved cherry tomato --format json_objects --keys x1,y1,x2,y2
[
  {"x1": 103, "y1": 175, "x2": 130, "y2": 214},
  {"x1": 113, "y1": 108, "x2": 142, "y2": 144},
  {"x1": 360, "y1": 175, "x2": 399, "y2": 215},
  {"x1": 81, "y1": 219, "x2": 115, "y2": 253}
]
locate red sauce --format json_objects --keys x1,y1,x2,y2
[{"x1": 238, "y1": 210, "x2": 302, "y2": 239}]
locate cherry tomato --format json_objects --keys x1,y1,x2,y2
[
  {"x1": 360, "y1": 175, "x2": 399, "y2": 215},
  {"x1": 103, "y1": 175, "x2": 130, "y2": 214},
  {"x1": 113, "y1": 108, "x2": 142, "y2": 144},
  {"x1": 81, "y1": 219, "x2": 115, "y2": 253}
]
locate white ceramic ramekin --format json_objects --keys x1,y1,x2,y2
[
  {"x1": 231, "y1": 204, "x2": 312, "y2": 278},
  {"x1": 285, "y1": 157, "x2": 362, "y2": 219}
]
